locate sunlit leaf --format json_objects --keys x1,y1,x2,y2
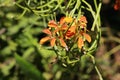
[{"x1": 39, "y1": 46, "x2": 56, "y2": 58}]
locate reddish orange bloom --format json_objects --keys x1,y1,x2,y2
[
  {"x1": 39, "y1": 29, "x2": 57, "y2": 47},
  {"x1": 65, "y1": 26, "x2": 76, "y2": 39},
  {"x1": 114, "y1": 0, "x2": 120, "y2": 10},
  {"x1": 40, "y1": 29, "x2": 56, "y2": 47},
  {"x1": 40, "y1": 19, "x2": 68, "y2": 48},
  {"x1": 40, "y1": 16, "x2": 91, "y2": 50}
]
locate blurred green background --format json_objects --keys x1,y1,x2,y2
[{"x1": 0, "y1": 0, "x2": 120, "y2": 80}]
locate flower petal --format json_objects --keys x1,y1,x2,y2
[
  {"x1": 83, "y1": 33, "x2": 91, "y2": 43},
  {"x1": 39, "y1": 36, "x2": 50, "y2": 45},
  {"x1": 78, "y1": 37, "x2": 84, "y2": 49},
  {"x1": 42, "y1": 29, "x2": 52, "y2": 35},
  {"x1": 59, "y1": 37, "x2": 67, "y2": 48},
  {"x1": 53, "y1": 28, "x2": 60, "y2": 34},
  {"x1": 60, "y1": 17, "x2": 65, "y2": 25},
  {"x1": 50, "y1": 38, "x2": 56, "y2": 47},
  {"x1": 79, "y1": 16, "x2": 87, "y2": 23},
  {"x1": 63, "y1": 17, "x2": 73, "y2": 23},
  {"x1": 69, "y1": 26, "x2": 76, "y2": 32},
  {"x1": 61, "y1": 24, "x2": 68, "y2": 30},
  {"x1": 48, "y1": 20, "x2": 58, "y2": 28},
  {"x1": 80, "y1": 23, "x2": 87, "y2": 28},
  {"x1": 65, "y1": 30, "x2": 75, "y2": 39}
]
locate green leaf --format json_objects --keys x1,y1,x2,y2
[
  {"x1": 22, "y1": 47, "x2": 34, "y2": 59},
  {"x1": 1, "y1": 58, "x2": 15, "y2": 76},
  {"x1": 39, "y1": 46, "x2": 56, "y2": 58},
  {"x1": 14, "y1": 53, "x2": 44, "y2": 80},
  {"x1": 80, "y1": 55, "x2": 87, "y2": 69}
]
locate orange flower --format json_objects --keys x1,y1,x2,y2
[
  {"x1": 40, "y1": 29, "x2": 55, "y2": 47},
  {"x1": 114, "y1": 0, "x2": 120, "y2": 10},
  {"x1": 40, "y1": 19, "x2": 68, "y2": 48},
  {"x1": 40, "y1": 36, "x2": 56, "y2": 47},
  {"x1": 48, "y1": 18, "x2": 68, "y2": 34},
  {"x1": 40, "y1": 16, "x2": 91, "y2": 50},
  {"x1": 78, "y1": 16, "x2": 87, "y2": 28},
  {"x1": 65, "y1": 26, "x2": 76, "y2": 39}
]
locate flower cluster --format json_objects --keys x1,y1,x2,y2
[{"x1": 40, "y1": 16, "x2": 91, "y2": 50}]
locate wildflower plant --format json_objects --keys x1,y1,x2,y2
[
  {"x1": 38, "y1": 0, "x2": 102, "y2": 79},
  {"x1": 40, "y1": 16, "x2": 91, "y2": 60},
  {"x1": 16, "y1": 0, "x2": 103, "y2": 80}
]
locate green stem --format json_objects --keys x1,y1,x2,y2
[
  {"x1": 66, "y1": 0, "x2": 73, "y2": 9},
  {"x1": 87, "y1": 53, "x2": 103, "y2": 80},
  {"x1": 91, "y1": 3, "x2": 102, "y2": 31},
  {"x1": 105, "y1": 45, "x2": 120, "y2": 57},
  {"x1": 95, "y1": 66, "x2": 103, "y2": 80},
  {"x1": 82, "y1": 0, "x2": 102, "y2": 31},
  {"x1": 94, "y1": 0, "x2": 98, "y2": 11},
  {"x1": 36, "y1": 0, "x2": 56, "y2": 9},
  {"x1": 82, "y1": 0, "x2": 96, "y2": 19},
  {"x1": 94, "y1": 0, "x2": 101, "y2": 27},
  {"x1": 69, "y1": 0, "x2": 80, "y2": 17},
  {"x1": 16, "y1": 9, "x2": 27, "y2": 19}
]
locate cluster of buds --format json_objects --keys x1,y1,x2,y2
[{"x1": 40, "y1": 16, "x2": 91, "y2": 51}]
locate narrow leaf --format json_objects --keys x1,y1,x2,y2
[{"x1": 15, "y1": 53, "x2": 44, "y2": 80}]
